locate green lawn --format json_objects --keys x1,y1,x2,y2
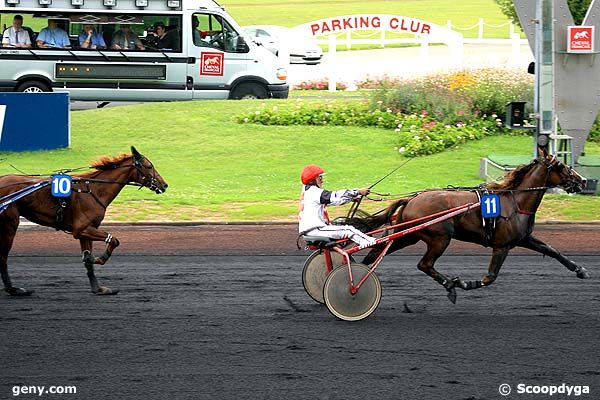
[
  {"x1": 225, "y1": 0, "x2": 514, "y2": 39},
  {"x1": 0, "y1": 99, "x2": 598, "y2": 222},
  {"x1": 1, "y1": 0, "x2": 515, "y2": 40}
]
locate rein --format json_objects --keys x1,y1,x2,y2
[
  {"x1": 0, "y1": 159, "x2": 160, "y2": 209},
  {"x1": 364, "y1": 186, "x2": 554, "y2": 202}
]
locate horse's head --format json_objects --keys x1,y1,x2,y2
[
  {"x1": 539, "y1": 148, "x2": 586, "y2": 193},
  {"x1": 130, "y1": 146, "x2": 168, "y2": 194}
]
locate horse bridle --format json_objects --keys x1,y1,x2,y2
[
  {"x1": 133, "y1": 155, "x2": 163, "y2": 193},
  {"x1": 538, "y1": 155, "x2": 584, "y2": 193}
]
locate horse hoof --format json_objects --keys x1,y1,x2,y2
[
  {"x1": 576, "y1": 268, "x2": 591, "y2": 279},
  {"x1": 6, "y1": 287, "x2": 34, "y2": 296},
  {"x1": 446, "y1": 288, "x2": 457, "y2": 304},
  {"x1": 95, "y1": 286, "x2": 119, "y2": 295}
]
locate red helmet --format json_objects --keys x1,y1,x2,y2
[{"x1": 301, "y1": 165, "x2": 325, "y2": 184}]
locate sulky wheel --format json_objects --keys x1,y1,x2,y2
[
  {"x1": 302, "y1": 250, "x2": 353, "y2": 304},
  {"x1": 323, "y1": 263, "x2": 382, "y2": 321}
]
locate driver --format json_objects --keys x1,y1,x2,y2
[
  {"x1": 299, "y1": 165, "x2": 377, "y2": 248},
  {"x1": 192, "y1": 15, "x2": 222, "y2": 48}
]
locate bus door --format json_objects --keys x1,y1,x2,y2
[{"x1": 188, "y1": 13, "x2": 248, "y2": 99}]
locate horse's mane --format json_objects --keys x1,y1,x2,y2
[
  {"x1": 90, "y1": 153, "x2": 131, "y2": 170},
  {"x1": 485, "y1": 160, "x2": 538, "y2": 190}
]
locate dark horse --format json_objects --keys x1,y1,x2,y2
[
  {"x1": 360, "y1": 150, "x2": 589, "y2": 303},
  {"x1": 0, "y1": 147, "x2": 168, "y2": 296}
]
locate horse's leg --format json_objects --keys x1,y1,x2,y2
[
  {"x1": 416, "y1": 236, "x2": 459, "y2": 303},
  {"x1": 453, "y1": 247, "x2": 509, "y2": 291},
  {"x1": 94, "y1": 232, "x2": 120, "y2": 266},
  {"x1": 79, "y1": 239, "x2": 118, "y2": 296},
  {"x1": 517, "y1": 235, "x2": 590, "y2": 279},
  {"x1": 0, "y1": 212, "x2": 32, "y2": 296},
  {"x1": 73, "y1": 227, "x2": 120, "y2": 265}
]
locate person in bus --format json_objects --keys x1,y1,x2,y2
[
  {"x1": 36, "y1": 19, "x2": 70, "y2": 49},
  {"x1": 111, "y1": 25, "x2": 144, "y2": 50},
  {"x1": 1, "y1": 15, "x2": 32, "y2": 48},
  {"x1": 147, "y1": 22, "x2": 179, "y2": 51},
  {"x1": 298, "y1": 164, "x2": 377, "y2": 248},
  {"x1": 79, "y1": 24, "x2": 106, "y2": 50},
  {"x1": 192, "y1": 15, "x2": 220, "y2": 47}
]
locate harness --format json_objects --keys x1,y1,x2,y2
[
  {"x1": 474, "y1": 189, "x2": 497, "y2": 245},
  {"x1": 8, "y1": 155, "x2": 161, "y2": 231},
  {"x1": 54, "y1": 197, "x2": 69, "y2": 230}
]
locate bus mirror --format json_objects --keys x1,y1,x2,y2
[{"x1": 236, "y1": 36, "x2": 249, "y2": 53}]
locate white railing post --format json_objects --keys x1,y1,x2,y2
[
  {"x1": 510, "y1": 32, "x2": 521, "y2": 67},
  {"x1": 478, "y1": 18, "x2": 484, "y2": 40},
  {"x1": 328, "y1": 35, "x2": 337, "y2": 92},
  {"x1": 447, "y1": 20, "x2": 452, "y2": 30},
  {"x1": 419, "y1": 35, "x2": 429, "y2": 73},
  {"x1": 509, "y1": 21, "x2": 515, "y2": 39},
  {"x1": 450, "y1": 36, "x2": 464, "y2": 70},
  {"x1": 346, "y1": 31, "x2": 352, "y2": 50},
  {"x1": 380, "y1": 26, "x2": 385, "y2": 48}
]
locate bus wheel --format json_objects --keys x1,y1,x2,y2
[
  {"x1": 16, "y1": 81, "x2": 51, "y2": 93},
  {"x1": 231, "y1": 82, "x2": 268, "y2": 100}
]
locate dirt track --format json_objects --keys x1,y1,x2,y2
[
  {"x1": 1, "y1": 224, "x2": 599, "y2": 399},
  {"x1": 8, "y1": 222, "x2": 600, "y2": 255}
]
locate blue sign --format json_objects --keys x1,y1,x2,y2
[
  {"x1": 51, "y1": 175, "x2": 72, "y2": 198},
  {"x1": 0, "y1": 93, "x2": 69, "y2": 152},
  {"x1": 481, "y1": 194, "x2": 501, "y2": 218}
]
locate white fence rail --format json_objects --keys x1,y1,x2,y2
[
  {"x1": 314, "y1": 19, "x2": 518, "y2": 50},
  {"x1": 310, "y1": 34, "x2": 527, "y2": 91},
  {"x1": 287, "y1": 16, "x2": 528, "y2": 91},
  {"x1": 448, "y1": 18, "x2": 516, "y2": 41}
]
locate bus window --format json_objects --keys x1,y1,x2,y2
[
  {"x1": 36, "y1": 18, "x2": 71, "y2": 49},
  {"x1": 192, "y1": 13, "x2": 246, "y2": 53},
  {"x1": 146, "y1": 20, "x2": 180, "y2": 52},
  {"x1": 71, "y1": 23, "x2": 107, "y2": 50},
  {"x1": 1, "y1": 13, "x2": 36, "y2": 48}
]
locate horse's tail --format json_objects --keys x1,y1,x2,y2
[{"x1": 347, "y1": 197, "x2": 412, "y2": 232}]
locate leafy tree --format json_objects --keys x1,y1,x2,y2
[{"x1": 494, "y1": 0, "x2": 592, "y2": 28}]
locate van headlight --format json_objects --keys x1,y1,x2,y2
[{"x1": 276, "y1": 68, "x2": 287, "y2": 81}]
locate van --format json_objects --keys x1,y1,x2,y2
[{"x1": 0, "y1": 0, "x2": 289, "y2": 101}]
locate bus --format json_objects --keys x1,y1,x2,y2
[{"x1": 0, "y1": 0, "x2": 289, "y2": 101}]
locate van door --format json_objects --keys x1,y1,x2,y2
[{"x1": 188, "y1": 13, "x2": 248, "y2": 99}]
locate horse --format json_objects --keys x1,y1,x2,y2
[
  {"x1": 358, "y1": 149, "x2": 589, "y2": 303},
  {"x1": 0, "y1": 146, "x2": 168, "y2": 296}
]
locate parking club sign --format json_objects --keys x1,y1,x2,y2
[{"x1": 568, "y1": 26, "x2": 594, "y2": 53}]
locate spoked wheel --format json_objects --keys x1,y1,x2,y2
[
  {"x1": 302, "y1": 250, "x2": 354, "y2": 304},
  {"x1": 323, "y1": 263, "x2": 382, "y2": 321}
]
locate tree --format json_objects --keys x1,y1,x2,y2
[{"x1": 494, "y1": 0, "x2": 592, "y2": 28}]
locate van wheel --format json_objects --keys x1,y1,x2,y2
[
  {"x1": 16, "y1": 81, "x2": 51, "y2": 93},
  {"x1": 231, "y1": 83, "x2": 268, "y2": 100}
]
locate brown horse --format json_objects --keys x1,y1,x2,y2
[
  {"x1": 360, "y1": 150, "x2": 589, "y2": 303},
  {"x1": 0, "y1": 147, "x2": 167, "y2": 296}
]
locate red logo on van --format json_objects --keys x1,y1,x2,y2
[
  {"x1": 568, "y1": 26, "x2": 594, "y2": 53},
  {"x1": 200, "y1": 52, "x2": 224, "y2": 76}
]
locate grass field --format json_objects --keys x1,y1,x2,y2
[
  {"x1": 225, "y1": 0, "x2": 514, "y2": 39},
  {"x1": 0, "y1": 0, "x2": 515, "y2": 41},
  {"x1": 0, "y1": 98, "x2": 598, "y2": 222}
]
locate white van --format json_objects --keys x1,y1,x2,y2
[{"x1": 0, "y1": 0, "x2": 289, "y2": 100}]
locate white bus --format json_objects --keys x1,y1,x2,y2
[{"x1": 0, "y1": 0, "x2": 289, "y2": 100}]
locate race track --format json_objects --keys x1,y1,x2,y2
[{"x1": 1, "y1": 224, "x2": 599, "y2": 399}]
